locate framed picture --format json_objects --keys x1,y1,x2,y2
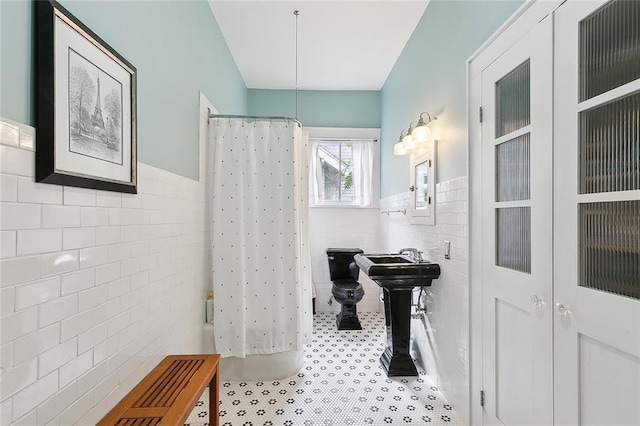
[{"x1": 35, "y1": 0, "x2": 137, "y2": 193}]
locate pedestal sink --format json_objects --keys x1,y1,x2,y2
[{"x1": 354, "y1": 253, "x2": 441, "y2": 377}]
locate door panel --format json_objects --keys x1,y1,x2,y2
[
  {"x1": 495, "y1": 300, "x2": 532, "y2": 425},
  {"x1": 481, "y1": 16, "x2": 553, "y2": 426},
  {"x1": 554, "y1": 1, "x2": 640, "y2": 424},
  {"x1": 578, "y1": 335, "x2": 640, "y2": 426}
]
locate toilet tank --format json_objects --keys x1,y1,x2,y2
[{"x1": 326, "y1": 248, "x2": 364, "y2": 281}]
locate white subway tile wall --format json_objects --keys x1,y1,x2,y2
[
  {"x1": 1, "y1": 175, "x2": 18, "y2": 203},
  {"x1": 0, "y1": 145, "x2": 35, "y2": 177},
  {"x1": 14, "y1": 277, "x2": 60, "y2": 311},
  {"x1": 0, "y1": 119, "x2": 209, "y2": 425},
  {"x1": 17, "y1": 177, "x2": 63, "y2": 205},
  {"x1": 0, "y1": 122, "x2": 20, "y2": 148},
  {"x1": 380, "y1": 176, "x2": 469, "y2": 423}
]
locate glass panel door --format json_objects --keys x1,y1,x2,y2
[
  {"x1": 577, "y1": 0, "x2": 640, "y2": 300},
  {"x1": 554, "y1": 1, "x2": 640, "y2": 424},
  {"x1": 580, "y1": 200, "x2": 640, "y2": 299},
  {"x1": 580, "y1": 0, "x2": 640, "y2": 101},
  {"x1": 580, "y1": 91, "x2": 640, "y2": 194},
  {"x1": 481, "y1": 17, "x2": 553, "y2": 425},
  {"x1": 495, "y1": 60, "x2": 532, "y2": 273},
  {"x1": 496, "y1": 60, "x2": 531, "y2": 137}
]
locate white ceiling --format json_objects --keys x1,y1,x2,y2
[{"x1": 208, "y1": 1, "x2": 429, "y2": 91}]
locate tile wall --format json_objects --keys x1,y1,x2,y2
[
  {"x1": 0, "y1": 118, "x2": 210, "y2": 425},
  {"x1": 309, "y1": 208, "x2": 381, "y2": 314},
  {"x1": 0, "y1": 116, "x2": 469, "y2": 423},
  {"x1": 379, "y1": 176, "x2": 469, "y2": 423}
]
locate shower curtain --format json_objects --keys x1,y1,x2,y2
[{"x1": 209, "y1": 118, "x2": 313, "y2": 358}]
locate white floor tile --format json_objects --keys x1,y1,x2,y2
[{"x1": 186, "y1": 313, "x2": 463, "y2": 425}]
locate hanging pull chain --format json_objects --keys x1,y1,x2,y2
[{"x1": 294, "y1": 10, "x2": 300, "y2": 121}]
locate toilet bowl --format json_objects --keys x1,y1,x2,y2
[{"x1": 326, "y1": 248, "x2": 365, "y2": 330}]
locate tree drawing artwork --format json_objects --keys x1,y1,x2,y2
[
  {"x1": 104, "y1": 90, "x2": 121, "y2": 144},
  {"x1": 69, "y1": 66, "x2": 94, "y2": 137},
  {"x1": 68, "y1": 49, "x2": 123, "y2": 165}
]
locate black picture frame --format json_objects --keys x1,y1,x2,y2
[{"x1": 35, "y1": 0, "x2": 137, "y2": 193}]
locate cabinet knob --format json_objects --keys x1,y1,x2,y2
[
  {"x1": 556, "y1": 303, "x2": 571, "y2": 317},
  {"x1": 531, "y1": 295, "x2": 545, "y2": 308}
]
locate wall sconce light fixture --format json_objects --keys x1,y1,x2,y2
[
  {"x1": 393, "y1": 112, "x2": 438, "y2": 156},
  {"x1": 393, "y1": 131, "x2": 409, "y2": 156},
  {"x1": 413, "y1": 112, "x2": 435, "y2": 144},
  {"x1": 402, "y1": 122, "x2": 417, "y2": 150}
]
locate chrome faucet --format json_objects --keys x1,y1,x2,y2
[{"x1": 398, "y1": 248, "x2": 424, "y2": 262}]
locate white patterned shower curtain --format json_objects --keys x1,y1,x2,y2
[{"x1": 209, "y1": 118, "x2": 313, "y2": 358}]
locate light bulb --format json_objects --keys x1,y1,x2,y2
[
  {"x1": 393, "y1": 141, "x2": 408, "y2": 156},
  {"x1": 413, "y1": 125, "x2": 432, "y2": 144},
  {"x1": 402, "y1": 133, "x2": 415, "y2": 150}
]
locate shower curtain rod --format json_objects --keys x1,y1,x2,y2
[{"x1": 208, "y1": 111, "x2": 302, "y2": 128}]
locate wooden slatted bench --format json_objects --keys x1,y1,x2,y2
[{"x1": 98, "y1": 354, "x2": 220, "y2": 426}]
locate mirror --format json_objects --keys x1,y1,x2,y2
[
  {"x1": 414, "y1": 160, "x2": 430, "y2": 209},
  {"x1": 408, "y1": 142, "x2": 436, "y2": 225}
]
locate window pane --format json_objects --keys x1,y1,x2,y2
[
  {"x1": 580, "y1": 0, "x2": 640, "y2": 101},
  {"x1": 580, "y1": 91, "x2": 640, "y2": 194},
  {"x1": 318, "y1": 142, "x2": 341, "y2": 201},
  {"x1": 495, "y1": 60, "x2": 530, "y2": 138},
  {"x1": 496, "y1": 207, "x2": 531, "y2": 273},
  {"x1": 339, "y1": 143, "x2": 354, "y2": 202},
  {"x1": 496, "y1": 133, "x2": 531, "y2": 202},
  {"x1": 317, "y1": 141, "x2": 353, "y2": 202},
  {"x1": 580, "y1": 201, "x2": 639, "y2": 299}
]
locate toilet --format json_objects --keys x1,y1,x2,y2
[{"x1": 326, "y1": 248, "x2": 365, "y2": 330}]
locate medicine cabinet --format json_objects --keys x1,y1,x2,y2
[{"x1": 408, "y1": 142, "x2": 436, "y2": 225}]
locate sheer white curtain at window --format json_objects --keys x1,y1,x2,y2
[
  {"x1": 309, "y1": 139, "x2": 325, "y2": 205},
  {"x1": 351, "y1": 141, "x2": 374, "y2": 206},
  {"x1": 209, "y1": 119, "x2": 313, "y2": 358}
]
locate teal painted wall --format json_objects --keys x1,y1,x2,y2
[
  {"x1": 248, "y1": 89, "x2": 381, "y2": 128},
  {"x1": 0, "y1": 1, "x2": 33, "y2": 127},
  {"x1": 380, "y1": 0, "x2": 523, "y2": 197},
  {"x1": 0, "y1": 0, "x2": 246, "y2": 180}
]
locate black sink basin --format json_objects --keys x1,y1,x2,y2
[
  {"x1": 354, "y1": 253, "x2": 441, "y2": 284},
  {"x1": 366, "y1": 255, "x2": 413, "y2": 264}
]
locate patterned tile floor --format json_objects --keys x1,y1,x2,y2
[{"x1": 186, "y1": 312, "x2": 463, "y2": 425}]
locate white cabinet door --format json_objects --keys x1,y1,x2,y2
[
  {"x1": 554, "y1": 1, "x2": 640, "y2": 425},
  {"x1": 481, "y1": 16, "x2": 554, "y2": 426}
]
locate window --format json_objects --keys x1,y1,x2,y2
[
  {"x1": 316, "y1": 141, "x2": 355, "y2": 202},
  {"x1": 308, "y1": 129, "x2": 379, "y2": 207}
]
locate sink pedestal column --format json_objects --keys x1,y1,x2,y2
[{"x1": 380, "y1": 288, "x2": 418, "y2": 377}]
